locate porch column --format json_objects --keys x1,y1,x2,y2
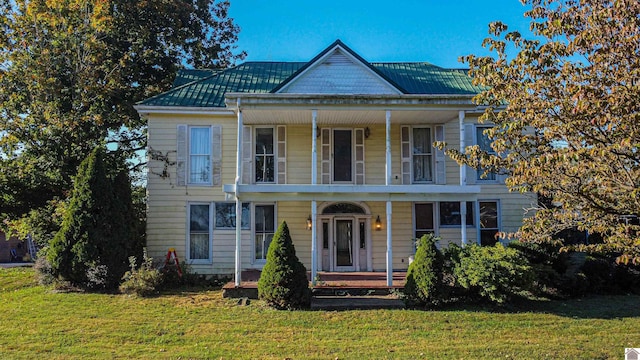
[
  {"x1": 234, "y1": 100, "x2": 244, "y2": 286},
  {"x1": 460, "y1": 201, "x2": 468, "y2": 247},
  {"x1": 311, "y1": 110, "x2": 318, "y2": 285},
  {"x1": 459, "y1": 110, "x2": 466, "y2": 186},
  {"x1": 385, "y1": 110, "x2": 393, "y2": 286},
  {"x1": 386, "y1": 201, "x2": 393, "y2": 286}
]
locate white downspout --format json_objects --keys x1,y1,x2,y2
[
  {"x1": 234, "y1": 99, "x2": 243, "y2": 286},
  {"x1": 311, "y1": 110, "x2": 318, "y2": 285},
  {"x1": 385, "y1": 110, "x2": 393, "y2": 286}
]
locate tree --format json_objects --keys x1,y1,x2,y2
[
  {"x1": 258, "y1": 221, "x2": 310, "y2": 309},
  {"x1": 404, "y1": 234, "x2": 444, "y2": 306},
  {"x1": 451, "y1": 0, "x2": 640, "y2": 262},
  {"x1": 47, "y1": 145, "x2": 138, "y2": 290},
  {"x1": 0, "y1": 0, "x2": 245, "y2": 229}
]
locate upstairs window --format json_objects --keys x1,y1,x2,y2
[
  {"x1": 476, "y1": 126, "x2": 496, "y2": 181},
  {"x1": 412, "y1": 128, "x2": 433, "y2": 183},
  {"x1": 189, "y1": 127, "x2": 211, "y2": 184},
  {"x1": 255, "y1": 128, "x2": 275, "y2": 183}
]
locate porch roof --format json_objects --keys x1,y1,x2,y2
[{"x1": 223, "y1": 184, "x2": 481, "y2": 202}]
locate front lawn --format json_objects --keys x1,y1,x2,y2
[{"x1": 1, "y1": 267, "x2": 639, "y2": 359}]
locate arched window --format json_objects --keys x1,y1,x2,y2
[{"x1": 321, "y1": 203, "x2": 366, "y2": 215}]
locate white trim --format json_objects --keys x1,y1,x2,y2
[
  {"x1": 459, "y1": 111, "x2": 466, "y2": 186},
  {"x1": 386, "y1": 201, "x2": 393, "y2": 286},
  {"x1": 135, "y1": 105, "x2": 233, "y2": 116},
  {"x1": 186, "y1": 202, "x2": 213, "y2": 265}
]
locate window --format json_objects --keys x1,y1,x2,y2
[
  {"x1": 189, "y1": 127, "x2": 211, "y2": 184},
  {"x1": 359, "y1": 221, "x2": 366, "y2": 249},
  {"x1": 414, "y1": 203, "x2": 435, "y2": 239},
  {"x1": 412, "y1": 128, "x2": 433, "y2": 182},
  {"x1": 439, "y1": 202, "x2": 474, "y2": 227},
  {"x1": 476, "y1": 126, "x2": 496, "y2": 181},
  {"x1": 215, "y1": 203, "x2": 250, "y2": 229},
  {"x1": 254, "y1": 204, "x2": 275, "y2": 261},
  {"x1": 479, "y1": 201, "x2": 499, "y2": 246},
  {"x1": 255, "y1": 128, "x2": 275, "y2": 183},
  {"x1": 188, "y1": 204, "x2": 211, "y2": 262}
]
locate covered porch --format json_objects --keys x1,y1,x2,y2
[{"x1": 224, "y1": 94, "x2": 479, "y2": 287}]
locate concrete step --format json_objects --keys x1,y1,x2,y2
[{"x1": 311, "y1": 295, "x2": 405, "y2": 310}]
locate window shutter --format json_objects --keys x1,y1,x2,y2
[
  {"x1": 321, "y1": 128, "x2": 331, "y2": 184},
  {"x1": 434, "y1": 125, "x2": 446, "y2": 184},
  {"x1": 276, "y1": 125, "x2": 286, "y2": 184},
  {"x1": 241, "y1": 126, "x2": 252, "y2": 184},
  {"x1": 354, "y1": 128, "x2": 365, "y2": 185},
  {"x1": 176, "y1": 124, "x2": 187, "y2": 186},
  {"x1": 464, "y1": 123, "x2": 476, "y2": 185},
  {"x1": 211, "y1": 125, "x2": 222, "y2": 186},
  {"x1": 400, "y1": 126, "x2": 411, "y2": 184}
]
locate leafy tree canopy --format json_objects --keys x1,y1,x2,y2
[
  {"x1": 452, "y1": 0, "x2": 640, "y2": 262},
  {"x1": 0, "y1": 0, "x2": 245, "y2": 224}
]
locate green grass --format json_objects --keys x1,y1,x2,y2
[{"x1": 1, "y1": 267, "x2": 640, "y2": 359}]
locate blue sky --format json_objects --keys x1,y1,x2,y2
[{"x1": 228, "y1": 0, "x2": 533, "y2": 68}]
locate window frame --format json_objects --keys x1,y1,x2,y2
[
  {"x1": 411, "y1": 126, "x2": 434, "y2": 184},
  {"x1": 439, "y1": 201, "x2": 475, "y2": 228},
  {"x1": 475, "y1": 125, "x2": 497, "y2": 182},
  {"x1": 478, "y1": 200, "x2": 501, "y2": 246},
  {"x1": 254, "y1": 126, "x2": 276, "y2": 183},
  {"x1": 188, "y1": 126, "x2": 212, "y2": 186},
  {"x1": 186, "y1": 202, "x2": 213, "y2": 264},
  {"x1": 253, "y1": 203, "x2": 277, "y2": 264}
]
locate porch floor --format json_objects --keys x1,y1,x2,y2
[{"x1": 222, "y1": 270, "x2": 407, "y2": 299}]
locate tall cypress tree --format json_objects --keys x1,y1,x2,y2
[{"x1": 48, "y1": 146, "x2": 137, "y2": 290}]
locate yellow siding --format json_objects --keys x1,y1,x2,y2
[{"x1": 146, "y1": 112, "x2": 536, "y2": 276}]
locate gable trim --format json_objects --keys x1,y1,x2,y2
[{"x1": 271, "y1": 40, "x2": 406, "y2": 94}]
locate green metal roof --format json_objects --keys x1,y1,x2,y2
[{"x1": 140, "y1": 41, "x2": 482, "y2": 108}]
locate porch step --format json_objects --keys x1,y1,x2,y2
[
  {"x1": 311, "y1": 287, "x2": 396, "y2": 296},
  {"x1": 311, "y1": 295, "x2": 405, "y2": 310}
]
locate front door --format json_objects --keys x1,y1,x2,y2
[{"x1": 334, "y1": 218, "x2": 355, "y2": 271}]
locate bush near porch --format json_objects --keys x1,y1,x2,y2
[{"x1": 258, "y1": 221, "x2": 310, "y2": 309}]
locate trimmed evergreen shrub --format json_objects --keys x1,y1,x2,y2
[
  {"x1": 47, "y1": 146, "x2": 138, "y2": 290},
  {"x1": 258, "y1": 221, "x2": 310, "y2": 309},
  {"x1": 454, "y1": 244, "x2": 534, "y2": 304},
  {"x1": 404, "y1": 234, "x2": 444, "y2": 306}
]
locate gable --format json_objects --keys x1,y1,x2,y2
[{"x1": 277, "y1": 48, "x2": 402, "y2": 95}]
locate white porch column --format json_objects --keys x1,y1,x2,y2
[
  {"x1": 311, "y1": 200, "x2": 318, "y2": 285},
  {"x1": 311, "y1": 110, "x2": 318, "y2": 285},
  {"x1": 459, "y1": 110, "x2": 466, "y2": 186},
  {"x1": 234, "y1": 100, "x2": 243, "y2": 287},
  {"x1": 460, "y1": 201, "x2": 468, "y2": 247},
  {"x1": 386, "y1": 201, "x2": 393, "y2": 286},
  {"x1": 385, "y1": 110, "x2": 393, "y2": 286}
]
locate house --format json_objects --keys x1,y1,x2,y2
[{"x1": 135, "y1": 40, "x2": 535, "y2": 286}]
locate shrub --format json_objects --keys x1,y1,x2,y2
[
  {"x1": 48, "y1": 146, "x2": 138, "y2": 290},
  {"x1": 120, "y1": 251, "x2": 162, "y2": 297},
  {"x1": 404, "y1": 234, "x2": 444, "y2": 306},
  {"x1": 34, "y1": 250, "x2": 56, "y2": 286},
  {"x1": 258, "y1": 221, "x2": 310, "y2": 309},
  {"x1": 454, "y1": 244, "x2": 534, "y2": 304}
]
